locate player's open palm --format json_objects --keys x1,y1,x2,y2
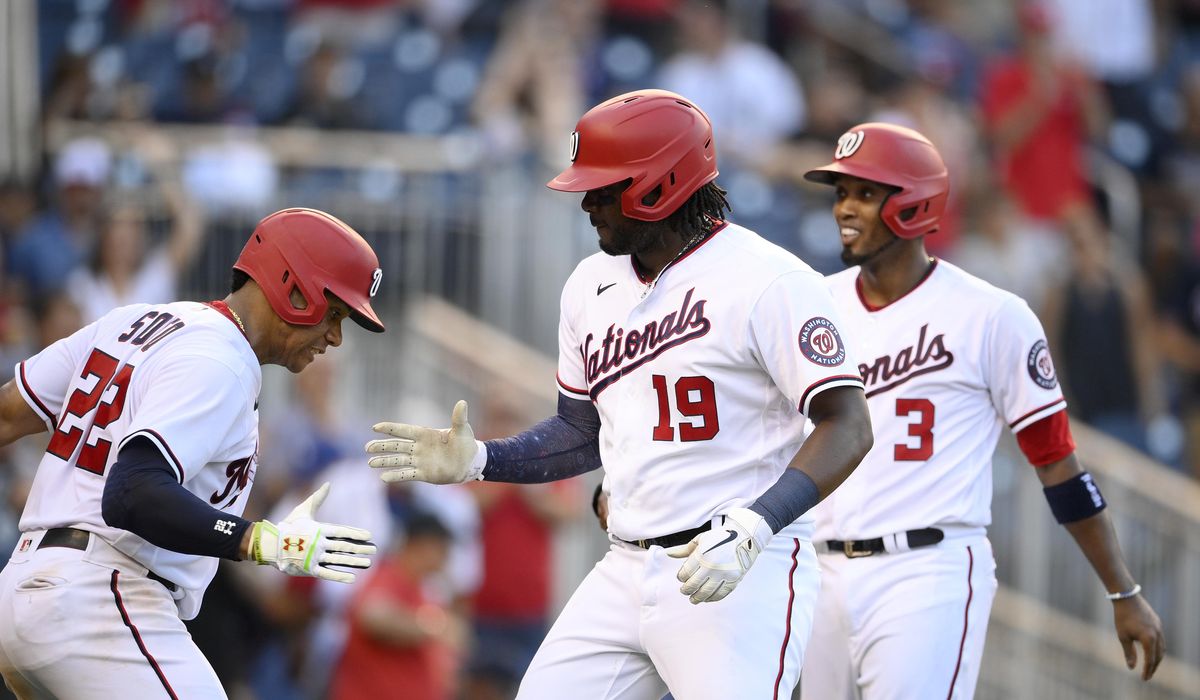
[
  {"x1": 1114, "y1": 596, "x2": 1166, "y2": 680},
  {"x1": 366, "y1": 400, "x2": 482, "y2": 484},
  {"x1": 251, "y1": 482, "x2": 376, "y2": 584},
  {"x1": 666, "y1": 508, "x2": 772, "y2": 604}
]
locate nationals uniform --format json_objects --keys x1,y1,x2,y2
[
  {"x1": 802, "y1": 259, "x2": 1064, "y2": 699},
  {"x1": 0, "y1": 300, "x2": 259, "y2": 697},
  {"x1": 516, "y1": 220, "x2": 864, "y2": 699}
]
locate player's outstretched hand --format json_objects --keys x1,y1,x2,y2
[
  {"x1": 1114, "y1": 594, "x2": 1166, "y2": 680},
  {"x1": 665, "y1": 508, "x2": 772, "y2": 604},
  {"x1": 366, "y1": 400, "x2": 484, "y2": 484},
  {"x1": 250, "y1": 482, "x2": 376, "y2": 584}
]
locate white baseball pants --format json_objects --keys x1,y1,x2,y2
[
  {"x1": 0, "y1": 530, "x2": 226, "y2": 699},
  {"x1": 799, "y1": 535, "x2": 998, "y2": 700},
  {"x1": 517, "y1": 522, "x2": 819, "y2": 700}
]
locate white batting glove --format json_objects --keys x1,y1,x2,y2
[
  {"x1": 365, "y1": 400, "x2": 486, "y2": 484},
  {"x1": 665, "y1": 508, "x2": 773, "y2": 604},
  {"x1": 250, "y1": 482, "x2": 376, "y2": 584}
]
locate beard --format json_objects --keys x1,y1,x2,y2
[
  {"x1": 599, "y1": 219, "x2": 667, "y2": 257},
  {"x1": 841, "y1": 233, "x2": 900, "y2": 267}
]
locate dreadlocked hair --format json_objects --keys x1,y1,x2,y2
[{"x1": 666, "y1": 181, "x2": 731, "y2": 240}]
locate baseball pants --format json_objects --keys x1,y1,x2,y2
[
  {"x1": 0, "y1": 530, "x2": 226, "y2": 699},
  {"x1": 799, "y1": 534, "x2": 997, "y2": 700},
  {"x1": 517, "y1": 522, "x2": 819, "y2": 700}
]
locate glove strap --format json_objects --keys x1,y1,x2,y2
[{"x1": 250, "y1": 520, "x2": 278, "y2": 565}]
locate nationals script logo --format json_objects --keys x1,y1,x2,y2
[
  {"x1": 860, "y1": 324, "x2": 954, "y2": 398},
  {"x1": 210, "y1": 446, "x2": 258, "y2": 509},
  {"x1": 583, "y1": 287, "x2": 711, "y2": 398}
]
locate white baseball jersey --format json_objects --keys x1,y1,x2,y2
[
  {"x1": 811, "y1": 259, "x2": 1066, "y2": 542},
  {"x1": 555, "y1": 221, "x2": 863, "y2": 541},
  {"x1": 15, "y1": 301, "x2": 260, "y2": 620}
]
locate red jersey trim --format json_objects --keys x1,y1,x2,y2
[
  {"x1": 17, "y1": 360, "x2": 57, "y2": 428},
  {"x1": 557, "y1": 374, "x2": 589, "y2": 397},
  {"x1": 799, "y1": 375, "x2": 865, "y2": 416},
  {"x1": 1015, "y1": 410, "x2": 1076, "y2": 467},
  {"x1": 122, "y1": 429, "x2": 186, "y2": 483},
  {"x1": 1009, "y1": 398, "x2": 1067, "y2": 432},
  {"x1": 856, "y1": 259, "x2": 939, "y2": 312},
  {"x1": 203, "y1": 301, "x2": 248, "y2": 339}
]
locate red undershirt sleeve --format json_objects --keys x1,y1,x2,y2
[{"x1": 1015, "y1": 410, "x2": 1076, "y2": 467}]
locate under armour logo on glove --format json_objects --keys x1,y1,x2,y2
[
  {"x1": 666, "y1": 508, "x2": 773, "y2": 604},
  {"x1": 250, "y1": 483, "x2": 377, "y2": 584}
]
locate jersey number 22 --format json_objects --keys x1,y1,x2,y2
[{"x1": 47, "y1": 349, "x2": 135, "y2": 475}]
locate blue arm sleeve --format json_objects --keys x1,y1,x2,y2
[
  {"x1": 102, "y1": 437, "x2": 252, "y2": 560},
  {"x1": 481, "y1": 394, "x2": 602, "y2": 483}
]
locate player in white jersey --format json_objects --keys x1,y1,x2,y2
[
  {"x1": 798, "y1": 123, "x2": 1165, "y2": 699},
  {"x1": 0, "y1": 208, "x2": 383, "y2": 699},
  {"x1": 363, "y1": 89, "x2": 874, "y2": 699}
]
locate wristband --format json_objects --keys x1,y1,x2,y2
[
  {"x1": 749, "y1": 469, "x2": 822, "y2": 534},
  {"x1": 1043, "y1": 471, "x2": 1106, "y2": 524},
  {"x1": 1106, "y1": 583, "x2": 1142, "y2": 601}
]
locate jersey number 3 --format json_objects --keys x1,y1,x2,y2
[
  {"x1": 895, "y1": 398, "x2": 935, "y2": 461},
  {"x1": 47, "y1": 349, "x2": 135, "y2": 475},
  {"x1": 651, "y1": 374, "x2": 719, "y2": 441}
]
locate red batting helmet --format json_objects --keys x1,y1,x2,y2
[
  {"x1": 803, "y1": 123, "x2": 949, "y2": 239},
  {"x1": 234, "y1": 208, "x2": 385, "y2": 332},
  {"x1": 547, "y1": 89, "x2": 718, "y2": 221}
]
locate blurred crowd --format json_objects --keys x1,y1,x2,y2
[{"x1": 2, "y1": 0, "x2": 1200, "y2": 698}]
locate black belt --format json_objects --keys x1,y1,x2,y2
[
  {"x1": 622, "y1": 523, "x2": 711, "y2": 550},
  {"x1": 37, "y1": 527, "x2": 179, "y2": 592},
  {"x1": 822, "y1": 528, "x2": 944, "y2": 558}
]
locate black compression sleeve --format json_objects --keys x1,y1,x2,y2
[
  {"x1": 482, "y1": 394, "x2": 603, "y2": 483},
  {"x1": 102, "y1": 437, "x2": 252, "y2": 560}
]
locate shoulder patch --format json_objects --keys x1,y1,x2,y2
[
  {"x1": 799, "y1": 317, "x2": 846, "y2": 366},
  {"x1": 1027, "y1": 339, "x2": 1057, "y2": 389}
]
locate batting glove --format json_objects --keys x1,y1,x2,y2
[
  {"x1": 250, "y1": 482, "x2": 376, "y2": 584},
  {"x1": 665, "y1": 508, "x2": 773, "y2": 604},
  {"x1": 365, "y1": 400, "x2": 486, "y2": 484}
]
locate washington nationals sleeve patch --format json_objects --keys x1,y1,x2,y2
[
  {"x1": 799, "y1": 317, "x2": 846, "y2": 366},
  {"x1": 1026, "y1": 339, "x2": 1057, "y2": 389}
]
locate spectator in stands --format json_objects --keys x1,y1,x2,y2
[
  {"x1": 331, "y1": 512, "x2": 464, "y2": 700},
  {"x1": 463, "y1": 397, "x2": 581, "y2": 700},
  {"x1": 951, "y1": 188, "x2": 1067, "y2": 314},
  {"x1": 471, "y1": 0, "x2": 603, "y2": 167},
  {"x1": 66, "y1": 183, "x2": 203, "y2": 324},
  {"x1": 9, "y1": 138, "x2": 109, "y2": 298},
  {"x1": 274, "y1": 43, "x2": 371, "y2": 130},
  {"x1": 657, "y1": 0, "x2": 805, "y2": 170},
  {"x1": 979, "y1": 1, "x2": 1109, "y2": 228},
  {"x1": 1040, "y1": 206, "x2": 1168, "y2": 455}
]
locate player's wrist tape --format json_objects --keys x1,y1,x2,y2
[
  {"x1": 1106, "y1": 583, "x2": 1142, "y2": 601},
  {"x1": 749, "y1": 469, "x2": 822, "y2": 534},
  {"x1": 1043, "y1": 471, "x2": 1106, "y2": 524}
]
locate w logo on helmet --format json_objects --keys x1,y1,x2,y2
[
  {"x1": 282, "y1": 537, "x2": 306, "y2": 553},
  {"x1": 569, "y1": 131, "x2": 580, "y2": 162},
  {"x1": 370, "y1": 268, "x2": 383, "y2": 298},
  {"x1": 835, "y1": 130, "x2": 865, "y2": 159}
]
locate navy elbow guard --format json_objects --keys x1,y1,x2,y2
[{"x1": 1043, "y1": 471, "x2": 1106, "y2": 524}]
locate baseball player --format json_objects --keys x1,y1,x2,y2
[
  {"x1": 799, "y1": 123, "x2": 1166, "y2": 699},
  {"x1": 0, "y1": 208, "x2": 384, "y2": 699},
  {"x1": 364, "y1": 89, "x2": 874, "y2": 699}
]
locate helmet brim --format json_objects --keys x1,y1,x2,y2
[
  {"x1": 546, "y1": 163, "x2": 631, "y2": 193},
  {"x1": 349, "y1": 304, "x2": 385, "y2": 333}
]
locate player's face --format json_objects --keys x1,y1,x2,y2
[
  {"x1": 275, "y1": 294, "x2": 350, "y2": 373},
  {"x1": 581, "y1": 180, "x2": 666, "y2": 257},
  {"x1": 832, "y1": 174, "x2": 901, "y2": 267}
]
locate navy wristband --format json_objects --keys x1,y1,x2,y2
[
  {"x1": 749, "y1": 469, "x2": 822, "y2": 534},
  {"x1": 1043, "y1": 471, "x2": 1107, "y2": 524}
]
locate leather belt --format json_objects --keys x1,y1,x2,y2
[
  {"x1": 38, "y1": 527, "x2": 179, "y2": 592},
  {"x1": 622, "y1": 523, "x2": 711, "y2": 550},
  {"x1": 822, "y1": 528, "x2": 945, "y2": 558}
]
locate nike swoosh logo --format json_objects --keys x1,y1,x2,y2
[
  {"x1": 704, "y1": 529, "x2": 739, "y2": 554},
  {"x1": 597, "y1": 282, "x2": 617, "y2": 295}
]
